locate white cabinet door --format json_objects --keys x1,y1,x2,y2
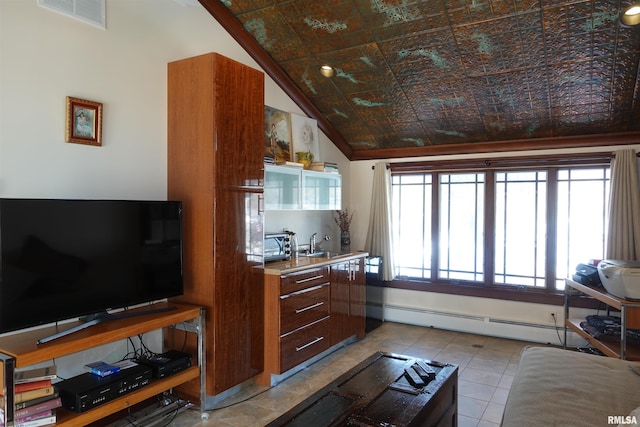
[
  {"x1": 265, "y1": 165, "x2": 301, "y2": 210},
  {"x1": 302, "y1": 170, "x2": 341, "y2": 210}
]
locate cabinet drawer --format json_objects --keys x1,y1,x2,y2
[
  {"x1": 280, "y1": 267, "x2": 329, "y2": 294},
  {"x1": 280, "y1": 283, "x2": 330, "y2": 335},
  {"x1": 280, "y1": 318, "x2": 330, "y2": 372}
]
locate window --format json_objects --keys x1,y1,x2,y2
[
  {"x1": 390, "y1": 155, "x2": 610, "y2": 295},
  {"x1": 392, "y1": 174, "x2": 432, "y2": 279},
  {"x1": 439, "y1": 173, "x2": 484, "y2": 281},
  {"x1": 555, "y1": 168, "x2": 610, "y2": 290},
  {"x1": 494, "y1": 171, "x2": 547, "y2": 288}
]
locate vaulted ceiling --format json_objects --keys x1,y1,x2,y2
[{"x1": 199, "y1": 0, "x2": 640, "y2": 160}]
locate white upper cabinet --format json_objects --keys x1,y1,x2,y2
[{"x1": 265, "y1": 165, "x2": 341, "y2": 210}]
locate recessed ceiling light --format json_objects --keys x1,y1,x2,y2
[
  {"x1": 320, "y1": 65, "x2": 335, "y2": 78},
  {"x1": 621, "y1": 3, "x2": 640, "y2": 26}
]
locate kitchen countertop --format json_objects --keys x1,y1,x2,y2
[{"x1": 264, "y1": 251, "x2": 369, "y2": 275}]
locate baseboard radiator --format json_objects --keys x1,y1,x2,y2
[{"x1": 367, "y1": 302, "x2": 584, "y2": 347}]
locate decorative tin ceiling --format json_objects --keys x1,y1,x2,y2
[{"x1": 207, "y1": 0, "x2": 640, "y2": 159}]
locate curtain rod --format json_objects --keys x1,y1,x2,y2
[{"x1": 370, "y1": 150, "x2": 639, "y2": 171}]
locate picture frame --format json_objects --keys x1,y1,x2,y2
[
  {"x1": 264, "y1": 105, "x2": 292, "y2": 162},
  {"x1": 65, "y1": 96, "x2": 102, "y2": 146},
  {"x1": 290, "y1": 113, "x2": 320, "y2": 162}
]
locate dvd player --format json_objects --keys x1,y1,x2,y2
[
  {"x1": 135, "y1": 349, "x2": 192, "y2": 379},
  {"x1": 56, "y1": 364, "x2": 152, "y2": 413}
]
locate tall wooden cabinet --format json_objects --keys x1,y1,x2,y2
[{"x1": 165, "y1": 53, "x2": 265, "y2": 402}]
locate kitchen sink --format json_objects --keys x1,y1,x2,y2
[{"x1": 301, "y1": 251, "x2": 352, "y2": 259}]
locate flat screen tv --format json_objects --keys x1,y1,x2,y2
[{"x1": 0, "y1": 198, "x2": 183, "y2": 339}]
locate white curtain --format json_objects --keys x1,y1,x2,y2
[
  {"x1": 364, "y1": 162, "x2": 396, "y2": 281},
  {"x1": 606, "y1": 149, "x2": 640, "y2": 260}
]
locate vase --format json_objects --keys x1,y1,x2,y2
[
  {"x1": 295, "y1": 151, "x2": 314, "y2": 169},
  {"x1": 341, "y1": 231, "x2": 351, "y2": 252}
]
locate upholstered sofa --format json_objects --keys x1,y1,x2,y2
[{"x1": 502, "y1": 346, "x2": 640, "y2": 426}]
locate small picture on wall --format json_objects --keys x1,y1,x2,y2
[
  {"x1": 65, "y1": 96, "x2": 102, "y2": 146},
  {"x1": 291, "y1": 113, "x2": 319, "y2": 162},
  {"x1": 264, "y1": 105, "x2": 291, "y2": 162}
]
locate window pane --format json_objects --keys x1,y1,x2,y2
[
  {"x1": 439, "y1": 173, "x2": 484, "y2": 281},
  {"x1": 556, "y1": 168, "x2": 609, "y2": 289},
  {"x1": 495, "y1": 171, "x2": 547, "y2": 287},
  {"x1": 392, "y1": 174, "x2": 432, "y2": 279}
]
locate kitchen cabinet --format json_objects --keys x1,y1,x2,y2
[
  {"x1": 166, "y1": 52, "x2": 264, "y2": 402},
  {"x1": 302, "y1": 170, "x2": 341, "y2": 210},
  {"x1": 264, "y1": 165, "x2": 301, "y2": 210},
  {"x1": 330, "y1": 258, "x2": 366, "y2": 345},
  {"x1": 260, "y1": 266, "x2": 331, "y2": 386},
  {"x1": 260, "y1": 254, "x2": 367, "y2": 386},
  {"x1": 264, "y1": 165, "x2": 341, "y2": 210}
]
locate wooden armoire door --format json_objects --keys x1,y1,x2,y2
[{"x1": 166, "y1": 52, "x2": 264, "y2": 400}]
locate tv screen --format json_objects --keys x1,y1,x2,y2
[{"x1": 0, "y1": 199, "x2": 183, "y2": 334}]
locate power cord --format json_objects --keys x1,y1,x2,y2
[{"x1": 550, "y1": 313, "x2": 564, "y2": 347}]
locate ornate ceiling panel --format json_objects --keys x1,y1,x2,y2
[{"x1": 209, "y1": 0, "x2": 640, "y2": 158}]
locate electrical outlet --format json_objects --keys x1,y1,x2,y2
[{"x1": 547, "y1": 311, "x2": 558, "y2": 323}]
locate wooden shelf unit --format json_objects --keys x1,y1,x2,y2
[
  {"x1": 564, "y1": 279, "x2": 640, "y2": 360},
  {"x1": 0, "y1": 302, "x2": 205, "y2": 427}
]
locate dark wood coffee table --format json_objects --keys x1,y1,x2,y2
[{"x1": 267, "y1": 351, "x2": 458, "y2": 427}]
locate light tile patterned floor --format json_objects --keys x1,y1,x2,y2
[{"x1": 140, "y1": 322, "x2": 535, "y2": 427}]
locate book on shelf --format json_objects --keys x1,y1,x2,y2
[
  {"x1": 13, "y1": 397, "x2": 62, "y2": 419},
  {"x1": 310, "y1": 161, "x2": 339, "y2": 173},
  {"x1": 275, "y1": 161, "x2": 304, "y2": 168},
  {"x1": 14, "y1": 366, "x2": 57, "y2": 384},
  {"x1": 84, "y1": 360, "x2": 121, "y2": 377},
  {"x1": 15, "y1": 393, "x2": 59, "y2": 411},
  {"x1": 14, "y1": 380, "x2": 52, "y2": 394},
  {"x1": 14, "y1": 396, "x2": 61, "y2": 419},
  {"x1": 16, "y1": 409, "x2": 54, "y2": 424},
  {"x1": 14, "y1": 414, "x2": 56, "y2": 427},
  {"x1": 15, "y1": 386, "x2": 54, "y2": 404},
  {"x1": 311, "y1": 161, "x2": 338, "y2": 167}
]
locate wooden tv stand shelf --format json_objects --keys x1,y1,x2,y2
[
  {"x1": 564, "y1": 278, "x2": 640, "y2": 360},
  {"x1": 0, "y1": 302, "x2": 205, "y2": 427}
]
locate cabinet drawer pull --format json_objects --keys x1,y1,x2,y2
[
  {"x1": 295, "y1": 302, "x2": 324, "y2": 314},
  {"x1": 295, "y1": 275, "x2": 324, "y2": 284},
  {"x1": 290, "y1": 284, "x2": 325, "y2": 296},
  {"x1": 280, "y1": 285, "x2": 326, "y2": 299},
  {"x1": 296, "y1": 336, "x2": 324, "y2": 352}
]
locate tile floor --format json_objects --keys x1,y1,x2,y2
[{"x1": 141, "y1": 322, "x2": 538, "y2": 427}]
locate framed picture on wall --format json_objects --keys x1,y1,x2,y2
[
  {"x1": 264, "y1": 105, "x2": 291, "y2": 162},
  {"x1": 65, "y1": 96, "x2": 103, "y2": 146},
  {"x1": 291, "y1": 113, "x2": 319, "y2": 162}
]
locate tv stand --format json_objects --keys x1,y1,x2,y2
[
  {"x1": 0, "y1": 302, "x2": 205, "y2": 426},
  {"x1": 37, "y1": 306, "x2": 178, "y2": 345}
]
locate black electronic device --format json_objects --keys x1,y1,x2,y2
[
  {"x1": 56, "y1": 364, "x2": 153, "y2": 413},
  {"x1": 0, "y1": 199, "x2": 184, "y2": 338},
  {"x1": 573, "y1": 263, "x2": 602, "y2": 287},
  {"x1": 135, "y1": 349, "x2": 192, "y2": 379}
]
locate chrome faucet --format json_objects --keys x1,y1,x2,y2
[{"x1": 310, "y1": 233, "x2": 318, "y2": 254}]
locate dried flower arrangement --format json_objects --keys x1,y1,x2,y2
[{"x1": 333, "y1": 209, "x2": 354, "y2": 233}]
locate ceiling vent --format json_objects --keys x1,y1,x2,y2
[{"x1": 38, "y1": 0, "x2": 106, "y2": 30}]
